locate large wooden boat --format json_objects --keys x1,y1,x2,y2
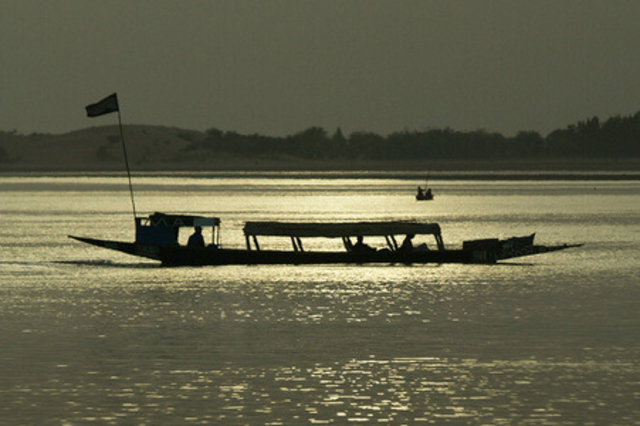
[{"x1": 69, "y1": 212, "x2": 580, "y2": 266}]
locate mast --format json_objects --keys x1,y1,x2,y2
[
  {"x1": 116, "y1": 107, "x2": 137, "y2": 219},
  {"x1": 85, "y1": 93, "x2": 137, "y2": 220}
]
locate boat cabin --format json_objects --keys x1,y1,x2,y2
[
  {"x1": 243, "y1": 221, "x2": 445, "y2": 252},
  {"x1": 135, "y1": 212, "x2": 221, "y2": 247}
]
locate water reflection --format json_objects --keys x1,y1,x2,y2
[
  {"x1": 1, "y1": 176, "x2": 638, "y2": 424},
  {"x1": 6, "y1": 354, "x2": 633, "y2": 424},
  {"x1": 2, "y1": 261, "x2": 638, "y2": 424}
]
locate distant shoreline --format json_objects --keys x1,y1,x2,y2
[
  {"x1": 1, "y1": 158, "x2": 638, "y2": 181},
  {"x1": 3, "y1": 121, "x2": 638, "y2": 176}
]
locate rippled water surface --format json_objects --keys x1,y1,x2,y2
[{"x1": 1, "y1": 174, "x2": 638, "y2": 424}]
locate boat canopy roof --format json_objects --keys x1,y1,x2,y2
[
  {"x1": 142, "y1": 212, "x2": 220, "y2": 227},
  {"x1": 243, "y1": 221, "x2": 441, "y2": 238}
]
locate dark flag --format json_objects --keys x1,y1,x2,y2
[{"x1": 85, "y1": 93, "x2": 119, "y2": 117}]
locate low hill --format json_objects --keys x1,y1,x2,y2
[
  {"x1": 1, "y1": 117, "x2": 639, "y2": 172},
  {"x1": 0, "y1": 125, "x2": 205, "y2": 171}
]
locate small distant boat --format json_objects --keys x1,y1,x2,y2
[
  {"x1": 416, "y1": 173, "x2": 434, "y2": 200},
  {"x1": 69, "y1": 212, "x2": 581, "y2": 266},
  {"x1": 416, "y1": 186, "x2": 433, "y2": 201}
]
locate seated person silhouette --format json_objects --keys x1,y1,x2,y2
[
  {"x1": 400, "y1": 234, "x2": 415, "y2": 252},
  {"x1": 400, "y1": 234, "x2": 429, "y2": 252},
  {"x1": 352, "y1": 235, "x2": 375, "y2": 252},
  {"x1": 187, "y1": 226, "x2": 205, "y2": 248}
]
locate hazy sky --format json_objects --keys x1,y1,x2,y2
[{"x1": 1, "y1": 1, "x2": 638, "y2": 137}]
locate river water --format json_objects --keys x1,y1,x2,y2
[{"x1": 0, "y1": 173, "x2": 638, "y2": 425}]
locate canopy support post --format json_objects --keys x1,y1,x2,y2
[
  {"x1": 390, "y1": 235, "x2": 399, "y2": 250},
  {"x1": 385, "y1": 236, "x2": 394, "y2": 250},
  {"x1": 342, "y1": 237, "x2": 353, "y2": 252}
]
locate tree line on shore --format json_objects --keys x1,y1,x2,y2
[
  {"x1": 1, "y1": 111, "x2": 638, "y2": 165},
  {"x1": 185, "y1": 111, "x2": 640, "y2": 161}
]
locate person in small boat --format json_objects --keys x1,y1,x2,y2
[
  {"x1": 352, "y1": 235, "x2": 375, "y2": 252},
  {"x1": 417, "y1": 186, "x2": 424, "y2": 197},
  {"x1": 187, "y1": 226, "x2": 205, "y2": 248}
]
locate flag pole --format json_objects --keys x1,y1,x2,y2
[
  {"x1": 85, "y1": 93, "x2": 137, "y2": 221},
  {"x1": 116, "y1": 109, "x2": 137, "y2": 220}
]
